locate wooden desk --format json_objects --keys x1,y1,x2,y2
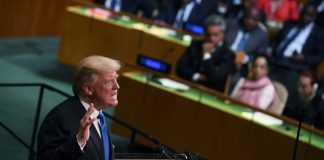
[
  {"x1": 111, "y1": 72, "x2": 324, "y2": 160},
  {"x1": 58, "y1": 6, "x2": 194, "y2": 76},
  {"x1": 0, "y1": 0, "x2": 75, "y2": 36}
]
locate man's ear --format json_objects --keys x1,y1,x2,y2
[{"x1": 83, "y1": 84, "x2": 93, "y2": 96}]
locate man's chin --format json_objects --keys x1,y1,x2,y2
[
  {"x1": 101, "y1": 101, "x2": 118, "y2": 108},
  {"x1": 110, "y1": 100, "x2": 118, "y2": 106}
]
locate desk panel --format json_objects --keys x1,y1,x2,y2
[
  {"x1": 112, "y1": 72, "x2": 324, "y2": 160},
  {"x1": 0, "y1": 0, "x2": 71, "y2": 36},
  {"x1": 58, "y1": 6, "x2": 191, "y2": 76},
  {"x1": 88, "y1": 18, "x2": 141, "y2": 62},
  {"x1": 58, "y1": 10, "x2": 92, "y2": 65}
]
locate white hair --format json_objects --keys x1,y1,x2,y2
[{"x1": 73, "y1": 55, "x2": 121, "y2": 95}]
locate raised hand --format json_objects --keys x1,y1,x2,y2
[
  {"x1": 76, "y1": 103, "x2": 96, "y2": 146},
  {"x1": 202, "y1": 42, "x2": 215, "y2": 54}
]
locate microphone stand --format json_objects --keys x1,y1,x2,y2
[
  {"x1": 292, "y1": 115, "x2": 302, "y2": 160},
  {"x1": 292, "y1": 100, "x2": 310, "y2": 160}
]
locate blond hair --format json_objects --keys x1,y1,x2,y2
[{"x1": 73, "y1": 55, "x2": 121, "y2": 95}]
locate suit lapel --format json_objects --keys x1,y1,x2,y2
[
  {"x1": 72, "y1": 96, "x2": 104, "y2": 160},
  {"x1": 245, "y1": 33, "x2": 253, "y2": 53},
  {"x1": 89, "y1": 125, "x2": 104, "y2": 160}
]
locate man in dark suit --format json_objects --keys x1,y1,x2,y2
[
  {"x1": 176, "y1": 15, "x2": 235, "y2": 92},
  {"x1": 283, "y1": 70, "x2": 318, "y2": 126},
  {"x1": 156, "y1": 0, "x2": 182, "y2": 25},
  {"x1": 225, "y1": 6, "x2": 268, "y2": 58},
  {"x1": 309, "y1": 0, "x2": 324, "y2": 29},
  {"x1": 224, "y1": 7, "x2": 268, "y2": 92},
  {"x1": 94, "y1": 0, "x2": 154, "y2": 18},
  {"x1": 269, "y1": 4, "x2": 324, "y2": 70},
  {"x1": 313, "y1": 77, "x2": 324, "y2": 130},
  {"x1": 37, "y1": 55, "x2": 121, "y2": 160},
  {"x1": 158, "y1": 0, "x2": 217, "y2": 29}
]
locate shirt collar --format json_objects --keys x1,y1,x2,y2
[{"x1": 80, "y1": 97, "x2": 100, "y2": 119}]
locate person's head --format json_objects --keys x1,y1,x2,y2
[
  {"x1": 181, "y1": 0, "x2": 191, "y2": 6},
  {"x1": 298, "y1": 70, "x2": 316, "y2": 101},
  {"x1": 243, "y1": 0, "x2": 256, "y2": 9},
  {"x1": 73, "y1": 55, "x2": 121, "y2": 110},
  {"x1": 299, "y1": 4, "x2": 317, "y2": 27},
  {"x1": 203, "y1": 15, "x2": 226, "y2": 46},
  {"x1": 242, "y1": 7, "x2": 260, "y2": 31},
  {"x1": 250, "y1": 55, "x2": 269, "y2": 80}
]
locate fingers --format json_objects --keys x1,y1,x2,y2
[
  {"x1": 85, "y1": 103, "x2": 95, "y2": 119},
  {"x1": 80, "y1": 103, "x2": 96, "y2": 128},
  {"x1": 77, "y1": 103, "x2": 97, "y2": 145}
]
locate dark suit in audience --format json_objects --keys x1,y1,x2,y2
[
  {"x1": 309, "y1": 0, "x2": 324, "y2": 29},
  {"x1": 225, "y1": 19, "x2": 268, "y2": 57},
  {"x1": 156, "y1": 0, "x2": 182, "y2": 25},
  {"x1": 313, "y1": 93, "x2": 324, "y2": 130},
  {"x1": 225, "y1": 7, "x2": 268, "y2": 90},
  {"x1": 177, "y1": 15, "x2": 235, "y2": 92},
  {"x1": 177, "y1": 40, "x2": 235, "y2": 92},
  {"x1": 225, "y1": 0, "x2": 256, "y2": 19},
  {"x1": 313, "y1": 77, "x2": 324, "y2": 130},
  {"x1": 283, "y1": 70, "x2": 319, "y2": 126},
  {"x1": 270, "y1": 4, "x2": 324, "y2": 69},
  {"x1": 225, "y1": 7, "x2": 268, "y2": 58},
  {"x1": 158, "y1": 0, "x2": 217, "y2": 29},
  {"x1": 94, "y1": 0, "x2": 154, "y2": 18}
]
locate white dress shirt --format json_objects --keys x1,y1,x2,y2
[
  {"x1": 77, "y1": 98, "x2": 102, "y2": 150},
  {"x1": 230, "y1": 30, "x2": 250, "y2": 52},
  {"x1": 174, "y1": 0, "x2": 202, "y2": 28},
  {"x1": 283, "y1": 23, "x2": 314, "y2": 57},
  {"x1": 80, "y1": 99, "x2": 101, "y2": 136},
  {"x1": 105, "y1": 0, "x2": 122, "y2": 12}
]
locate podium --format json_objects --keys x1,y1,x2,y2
[
  {"x1": 114, "y1": 152, "x2": 205, "y2": 160},
  {"x1": 115, "y1": 153, "x2": 180, "y2": 160}
]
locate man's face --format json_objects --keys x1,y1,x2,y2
[
  {"x1": 243, "y1": 8, "x2": 259, "y2": 31},
  {"x1": 300, "y1": 5, "x2": 316, "y2": 26},
  {"x1": 243, "y1": 0, "x2": 256, "y2": 9},
  {"x1": 298, "y1": 76, "x2": 314, "y2": 101},
  {"x1": 205, "y1": 25, "x2": 224, "y2": 46},
  {"x1": 91, "y1": 71, "x2": 120, "y2": 109}
]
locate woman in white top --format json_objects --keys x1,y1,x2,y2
[{"x1": 231, "y1": 55, "x2": 275, "y2": 110}]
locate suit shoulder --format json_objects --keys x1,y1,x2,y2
[
  {"x1": 313, "y1": 25, "x2": 324, "y2": 34},
  {"x1": 190, "y1": 39, "x2": 204, "y2": 46},
  {"x1": 220, "y1": 44, "x2": 234, "y2": 53},
  {"x1": 44, "y1": 96, "x2": 80, "y2": 121}
]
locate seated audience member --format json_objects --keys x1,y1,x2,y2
[
  {"x1": 226, "y1": 0, "x2": 258, "y2": 20},
  {"x1": 224, "y1": 0, "x2": 268, "y2": 26},
  {"x1": 156, "y1": 0, "x2": 182, "y2": 25},
  {"x1": 225, "y1": 7, "x2": 268, "y2": 89},
  {"x1": 225, "y1": 7, "x2": 268, "y2": 66},
  {"x1": 312, "y1": 76, "x2": 324, "y2": 130},
  {"x1": 269, "y1": 4, "x2": 324, "y2": 70},
  {"x1": 283, "y1": 70, "x2": 318, "y2": 125},
  {"x1": 93, "y1": 0, "x2": 154, "y2": 18},
  {"x1": 231, "y1": 55, "x2": 275, "y2": 110},
  {"x1": 176, "y1": 15, "x2": 235, "y2": 92},
  {"x1": 157, "y1": 0, "x2": 216, "y2": 29},
  {"x1": 309, "y1": 0, "x2": 324, "y2": 29},
  {"x1": 256, "y1": 0, "x2": 299, "y2": 22}
]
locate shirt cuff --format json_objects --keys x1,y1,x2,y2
[
  {"x1": 192, "y1": 73, "x2": 200, "y2": 81},
  {"x1": 203, "y1": 52, "x2": 212, "y2": 60},
  {"x1": 242, "y1": 55, "x2": 250, "y2": 64},
  {"x1": 76, "y1": 136, "x2": 86, "y2": 152}
]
